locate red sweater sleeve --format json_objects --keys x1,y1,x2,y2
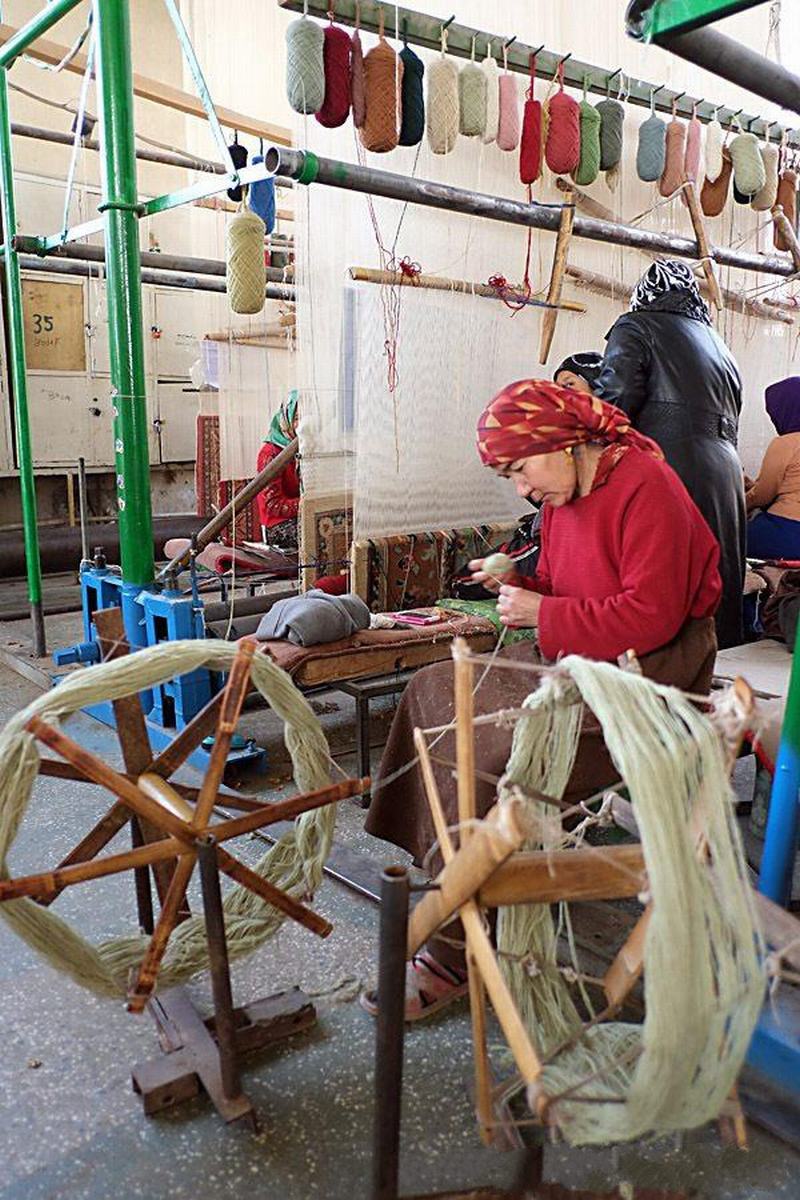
[
  {"x1": 536, "y1": 471, "x2": 721, "y2": 661},
  {"x1": 256, "y1": 441, "x2": 300, "y2": 527}
]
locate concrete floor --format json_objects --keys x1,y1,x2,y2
[{"x1": 0, "y1": 635, "x2": 798, "y2": 1200}]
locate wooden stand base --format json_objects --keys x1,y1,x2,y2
[{"x1": 131, "y1": 986, "x2": 316, "y2": 1125}]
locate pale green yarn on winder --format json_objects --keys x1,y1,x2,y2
[
  {"x1": 459, "y1": 60, "x2": 487, "y2": 137},
  {"x1": 286, "y1": 16, "x2": 325, "y2": 114},
  {"x1": 496, "y1": 658, "x2": 765, "y2": 1146},
  {"x1": 573, "y1": 101, "x2": 602, "y2": 186},
  {"x1": 636, "y1": 114, "x2": 666, "y2": 182},
  {"x1": 0, "y1": 641, "x2": 335, "y2": 998}
]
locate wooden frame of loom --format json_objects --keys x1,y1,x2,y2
[
  {"x1": 406, "y1": 638, "x2": 755, "y2": 1147},
  {"x1": 0, "y1": 609, "x2": 366, "y2": 1127}
]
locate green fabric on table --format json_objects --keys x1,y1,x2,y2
[{"x1": 437, "y1": 597, "x2": 538, "y2": 644}]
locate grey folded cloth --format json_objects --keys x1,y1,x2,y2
[{"x1": 255, "y1": 589, "x2": 371, "y2": 646}]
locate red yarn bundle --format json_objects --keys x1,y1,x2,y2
[
  {"x1": 519, "y1": 55, "x2": 543, "y2": 185},
  {"x1": 316, "y1": 22, "x2": 352, "y2": 128},
  {"x1": 351, "y1": 29, "x2": 366, "y2": 128},
  {"x1": 545, "y1": 64, "x2": 579, "y2": 176}
]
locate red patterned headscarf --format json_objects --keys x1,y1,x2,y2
[{"x1": 476, "y1": 380, "x2": 663, "y2": 479}]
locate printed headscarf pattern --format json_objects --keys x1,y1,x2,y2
[
  {"x1": 629, "y1": 258, "x2": 711, "y2": 324},
  {"x1": 266, "y1": 389, "x2": 299, "y2": 448},
  {"x1": 476, "y1": 380, "x2": 663, "y2": 493},
  {"x1": 765, "y1": 377, "x2": 800, "y2": 436}
]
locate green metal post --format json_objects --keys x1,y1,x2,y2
[
  {"x1": 92, "y1": 0, "x2": 154, "y2": 588},
  {"x1": 0, "y1": 70, "x2": 45, "y2": 655}
]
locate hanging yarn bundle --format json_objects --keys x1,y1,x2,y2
[
  {"x1": 775, "y1": 168, "x2": 799, "y2": 250},
  {"x1": 227, "y1": 209, "x2": 266, "y2": 315},
  {"x1": 637, "y1": 104, "x2": 666, "y2": 182},
  {"x1": 701, "y1": 145, "x2": 732, "y2": 216},
  {"x1": 497, "y1": 46, "x2": 520, "y2": 152},
  {"x1": 351, "y1": 27, "x2": 366, "y2": 128},
  {"x1": 683, "y1": 109, "x2": 702, "y2": 183},
  {"x1": 398, "y1": 41, "x2": 425, "y2": 146},
  {"x1": 659, "y1": 115, "x2": 686, "y2": 196},
  {"x1": 572, "y1": 80, "x2": 601, "y2": 186},
  {"x1": 459, "y1": 38, "x2": 488, "y2": 138},
  {"x1": 248, "y1": 154, "x2": 276, "y2": 234},
  {"x1": 729, "y1": 130, "x2": 766, "y2": 199},
  {"x1": 481, "y1": 44, "x2": 500, "y2": 144},
  {"x1": 519, "y1": 54, "x2": 543, "y2": 186},
  {"x1": 286, "y1": 14, "x2": 325, "y2": 114},
  {"x1": 226, "y1": 137, "x2": 247, "y2": 202},
  {"x1": 360, "y1": 21, "x2": 403, "y2": 154},
  {"x1": 545, "y1": 61, "x2": 580, "y2": 175},
  {"x1": 752, "y1": 141, "x2": 780, "y2": 211},
  {"x1": 427, "y1": 29, "x2": 459, "y2": 155},
  {"x1": 705, "y1": 115, "x2": 724, "y2": 182},
  {"x1": 596, "y1": 96, "x2": 624, "y2": 172},
  {"x1": 316, "y1": 19, "x2": 352, "y2": 128}
]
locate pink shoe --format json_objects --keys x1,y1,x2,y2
[{"x1": 359, "y1": 952, "x2": 469, "y2": 1022}]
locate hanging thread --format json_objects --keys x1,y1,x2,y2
[
  {"x1": 459, "y1": 36, "x2": 488, "y2": 138},
  {"x1": 545, "y1": 61, "x2": 579, "y2": 175},
  {"x1": 316, "y1": 14, "x2": 352, "y2": 129},
  {"x1": 285, "y1": 11, "x2": 325, "y2": 114},
  {"x1": 360, "y1": 12, "x2": 403, "y2": 153},
  {"x1": 227, "y1": 209, "x2": 266, "y2": 315},
  {"x1": 427, "y1": 26, "x2": 459, "y2": 155}
]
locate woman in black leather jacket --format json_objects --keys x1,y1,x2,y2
[{"x1": 594, "y1": 259, "x2": 745, "y2": 649}]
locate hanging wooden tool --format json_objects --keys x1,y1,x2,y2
[
  {"x1": 683, "y1": 178, "x2": 723, "y2": 311},
  {"x1": 539, "y1": 192, "x2": 576, "y2": 363}
]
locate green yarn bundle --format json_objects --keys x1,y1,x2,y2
[
  {"x1": 573, "y1": 100, "x2": 602, "y2": 185},
  {"x1": 636, "y1": 113, "x2": 666, "y2": 182},
  {"x1": 286, "y1": 16, "x2": 325, "y2": 114},
  {"x1": 459, "y1": 58, "x2": 488, "y2": 137},
  {"x1": 595, "y1": 98, "x2": 624, "y2": 171},
  {"x1": 729, "y1": 131, "x2": 766, "y2": 198}
]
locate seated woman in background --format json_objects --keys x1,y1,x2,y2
[
  {"x1": 746, "y1": 378, "x2": 800, "y2": 561},
  {"x1": 256, "y1": 390, "x2": 300, "y2": 549},
  {"x1": 553, "y1": 351, "x2": 604, "y2": 394},
  {"x1": 363, "y1": 380, "x2": 721, "y2": 1020}
]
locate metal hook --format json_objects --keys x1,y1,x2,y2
[
  {"x1": 559, "y1": 51, "x2": 572, "y2": 66},
  {"x1": 729, "y1": 107, "x2": 743, "y2": 129},
  {"x1": 672, "y1": 90, "x2": 686, "y2": 106},
  {"x1": 531, "y1": 43, "x2": 545, "y2": 57},
  {"x1": 442, "y1": 14, "x2": 455, "y2": 31},
  {"x1": 651, "y1": 83, "x2": 666, "y2": 97},
  {"x1": 504, "y1": 34, "x2": 517, "y2": 50}
]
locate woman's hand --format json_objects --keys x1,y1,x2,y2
[
  {"x1": 497, "y1": 584, "x2": 542, "y2": 628},
  {"x1": 468, "y1": 557, "x2": 513, "y2": 593}
]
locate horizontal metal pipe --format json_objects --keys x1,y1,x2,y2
[
  {"x1": 13, "y1": 236, "x2": 292, "y2": 282},
  {"x1": 658, "y1": 27, "x2": 800, "y2": 119},
  {"x1": 17, "y1": 253, "x2": 295, "y2": 300},
  {"x1": 269, "y1": 146, "x2": 797, "y2": 280},
  {"x1": 0, "y1": 0, "x2": 84, "y2": 68}
]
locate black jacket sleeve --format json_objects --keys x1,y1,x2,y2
[{"x1": 594, "y1": 316, "x2": 652, "y2": 421}]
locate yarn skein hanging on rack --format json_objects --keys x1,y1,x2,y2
[
  {"x1": 705, "y1": 116, "x2": 724, "y2": 182},
  {"x1": 775, "y1": 168, "x2": 799, "y2": 250},
  {"x1": 637, "y1": 109, "x2": 666, "y2": 182},
  {"x1": 427, "y1": 31, "x2": 459, "y2": 155},
  {"x1": 519, "y1": 55, "x2": 543, "y2": 186},
  {"x1": 545, "y1": 62, "x2": 579, "y2": 175},
  {"x1": 399, "y1": 42, "x2": 425, "y2": 145},
  {"x1": 226, "y1": 138, "x2": 248, "y2": 202},
  {"x1": 729, "y1": 130, "x2": 766, "y2": 199},
  {"x1": 497, "y1": 58, "x2": 520, "y2": 152},
  {"x1": 659, "y1": 117, "x2": 686, "y2": 196},
  {"x1": 752, "y1": 141, "x2": 780, "y2": 211},
  {"x1": 360, "y1": 26, "x2": 403, "y2": 153},
  {"x1": 459, "y1": 40, "x2": 488, "y2": 138},
  {"x1": 227, "y1": 209, "x2": 266, "y2": 315},
  {"x1": 595, "y1": 97, "x2": 624, "y2": 172},
  {"x1": 286, "y1": 15, "x2": 325, "y2": 114},
  {"x1": 248, "y1": 155, "x2": 276, "y2": 234},
  {"x1": 481, "y1": 44, "x2": 500, "y2": 144},
  {"x1": 351, "y1": 27, "x2": 366, "y2": 128},
  {"x1": 701, "y1": 145, "x2": 732, "y2": 216},
  {"x1": 572, "y1": 83, "x2": 601, "y2": 186},
  {"x1": 316, "y1": 20, "x2": 352, "y2": 128}
]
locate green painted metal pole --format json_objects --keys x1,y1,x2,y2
[
  {"x1": 0, "y1": 69, "x2": 45, "y2": 655},
  {"x1": 0, "y1": 0, "x2": 85, "y2": 68},
  {"x1": 92, "y1": 0, "x2": 153, "y2": 586}
]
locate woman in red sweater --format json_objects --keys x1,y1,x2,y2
[
  {"x1": 363, "y1": 380, "x2": 721, "y2": 1020},
  {"x1": 256, "y1": 390, "x2": 300, "y2": 549}
]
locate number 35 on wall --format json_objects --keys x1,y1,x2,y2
[{"x1": 32, "y1": 313, "x2": 55, "y2": 334}]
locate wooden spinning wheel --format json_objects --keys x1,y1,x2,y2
[{"x1": 0, "y1": 607, "x2": 364, "y2": 1123}]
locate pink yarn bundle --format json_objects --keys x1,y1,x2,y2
[
  {"x1": 497, "y1": 72, "x2": 520, "y2": 151},
  {"x1": 659, "y1": 118, "x2": 687, "y2": 196}
]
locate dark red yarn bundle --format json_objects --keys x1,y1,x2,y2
[
  {"x1": 316, "y1": 22, "x2": 352, "y2": 129},
  {"x1": 545, "y1": 64, "x2": 580, "y2": 176},
  {"x1": 519, "y1": 55, "x2": 542, "y2": 185}
]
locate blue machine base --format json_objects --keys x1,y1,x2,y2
[
  {"x1": 746, "y1": 993, "x2": 800, "y2": 1098},
  {"x1": 83, "y1": 698, "x2": 265, "y2": 773}
]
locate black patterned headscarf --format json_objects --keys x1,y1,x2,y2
[{"x1": 629, "y1": 259, "x2": 711, "y2": 324}]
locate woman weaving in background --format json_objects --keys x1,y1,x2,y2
[
  {"x1": 256, "y1": 390, "x2": 300, "y2": 549},
  {"x1": 746, "y1": 377, "x2": 800, "y2": 560},
  {"x1": 363, "y1": 380, "x2": 721, "y2": 1020}
]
